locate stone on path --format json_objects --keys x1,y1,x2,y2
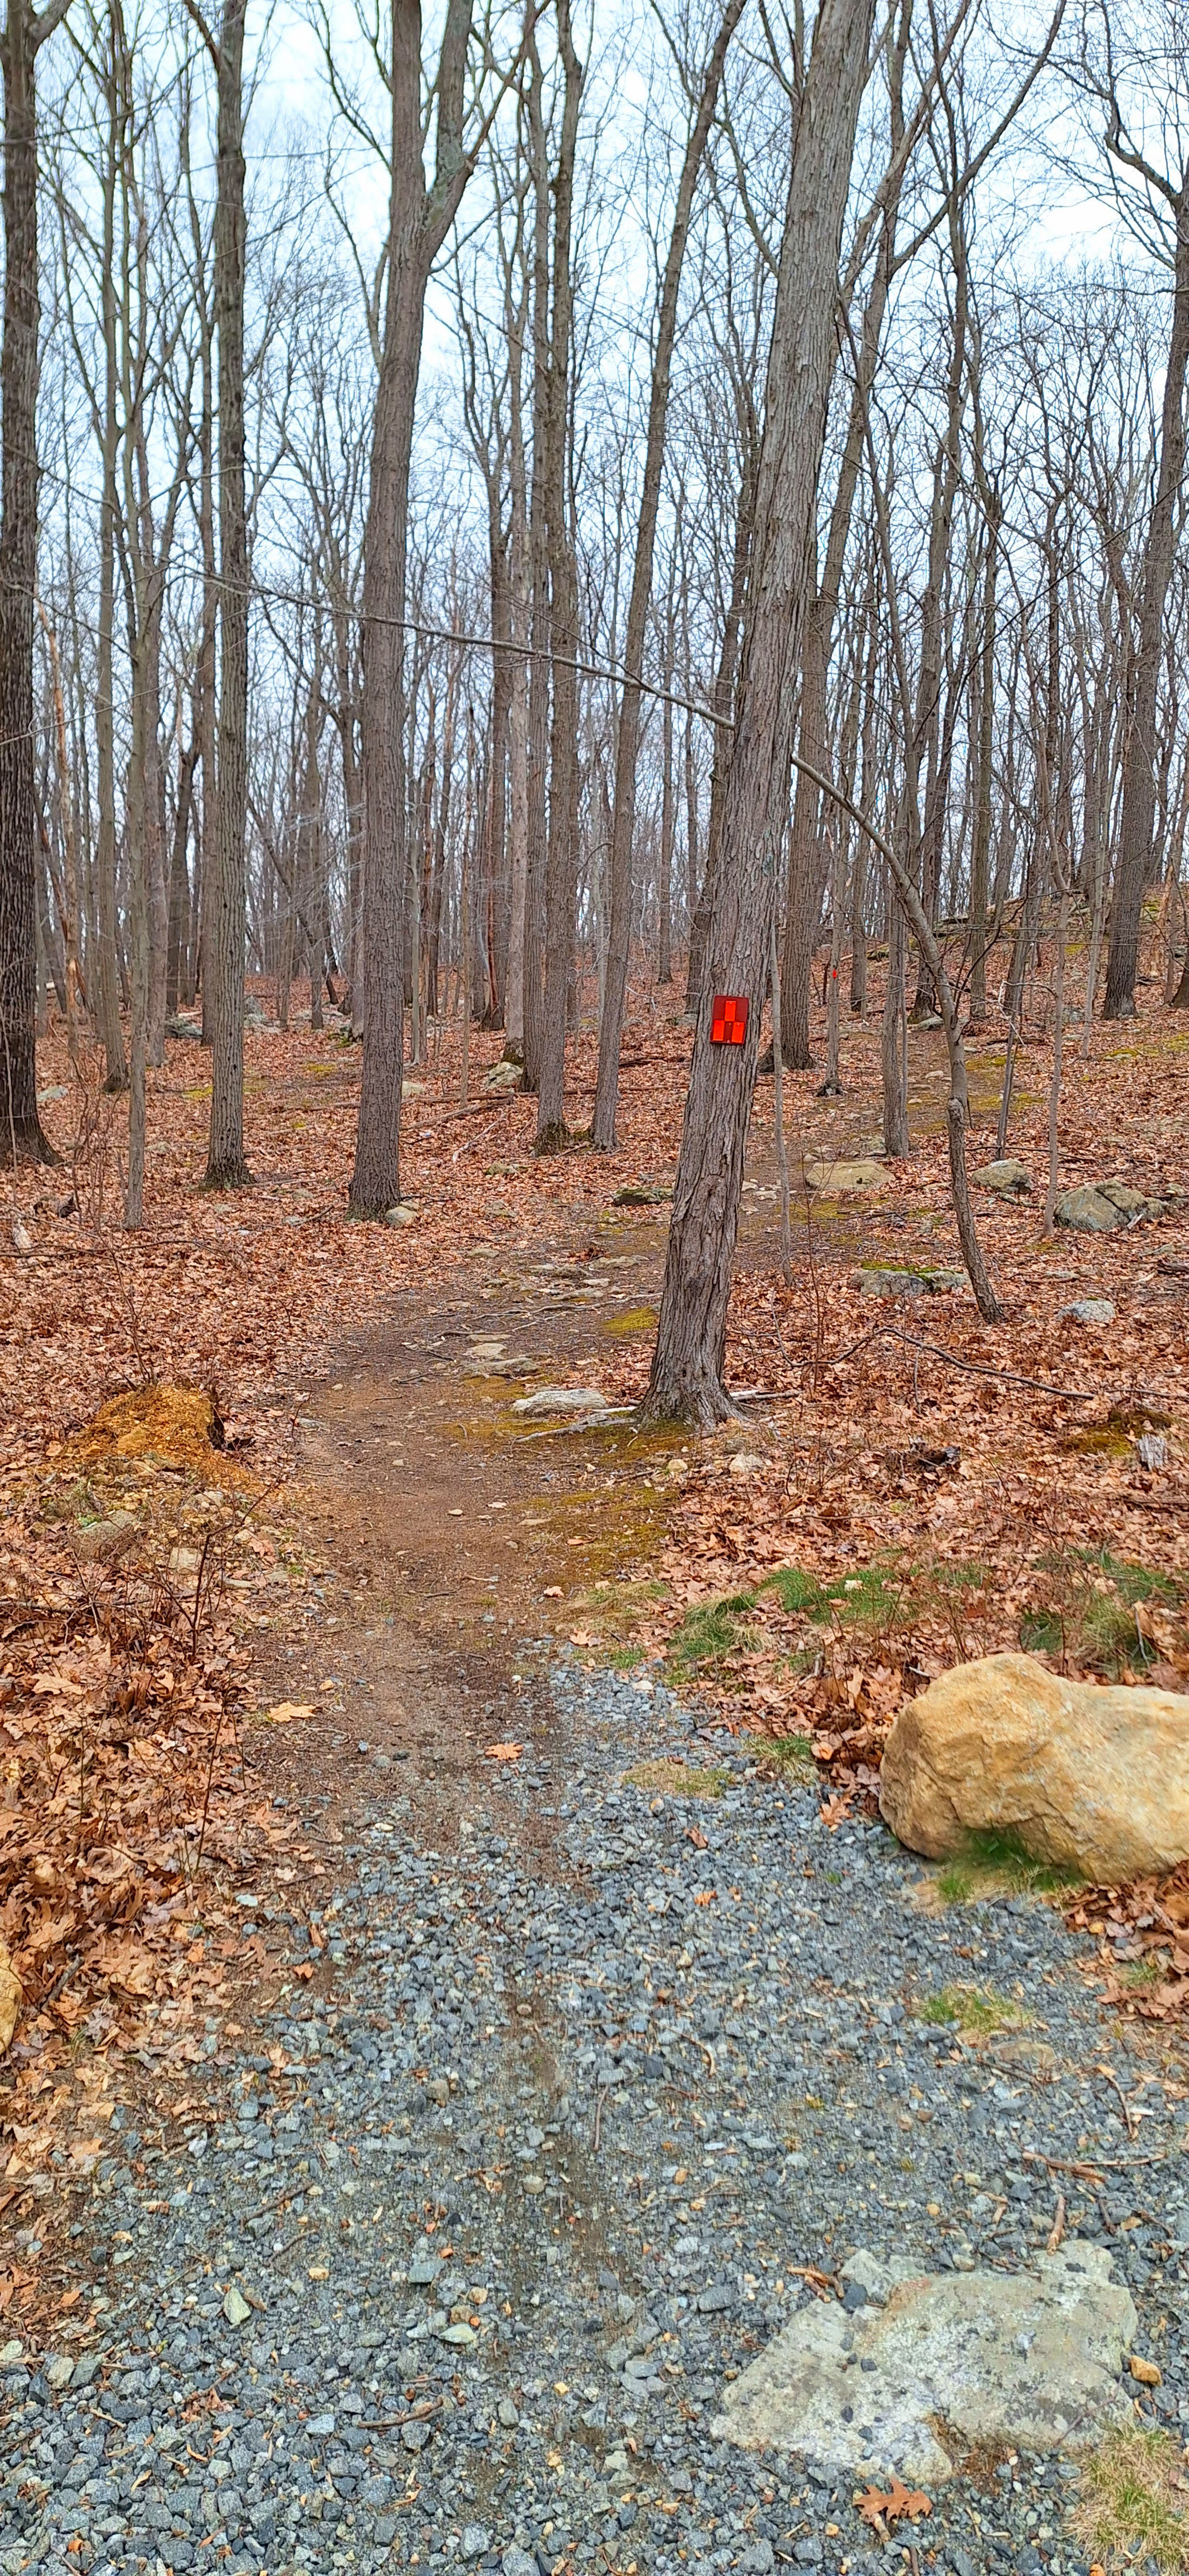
[
  {"x1": 972, "y1": 1158, "x2": 1031, "y2": 1196},
  {"x1": 512, "y1": 1386, "x2": 610, "y2": 1418},
  {"x1": 222, "y1": 2285, "x2": 251, "y2": 2328},
  {"x1": 879, "y1": 1649, "x2": 1189, "y2": 1881},
  {"x1": 715, "y1": 2245, "x2": 1136, "y2": 2486},
  {"x1": 804, "y1": 1158, "x2": 887, "y2": 1195}
]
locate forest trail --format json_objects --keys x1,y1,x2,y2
[{"x1": 4, "y1": 1026, "x2": 1188, "y2": 2576}]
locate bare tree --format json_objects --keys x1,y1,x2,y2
[
  {"x1": 645, "y1": 0, "x2": 876, "y2": 1425},
  {"x1": 0, "y1": 0, "x2": 72, "y2": 1161}
]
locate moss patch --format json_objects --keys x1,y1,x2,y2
[
  {"x1": 936, "y1": 1830, "x2": 1083, "y2": 1907},
  {"x1": 599, "y1": 1307, "x2": 660, "y2": 1338},
  {"x1": 920, "y1": 1983, "x2": 1027, "y2": 2037}
]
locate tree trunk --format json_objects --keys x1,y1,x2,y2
[
  {"x1": 534, "y1": 0, "x2": 583, "y2": 1155},
  {"x1": 645, "y1": 0, "x2": 875, "y2": 1425},
  {"x1": 1105, "y1": 187, "x2": 1189, "y2": 1017},
  {"x1": 591, "y1": 0, "x2": 744, "y2": 1144},
  {"x1": 0, "y1": 0, "x2": 62, "y2": 1163},
  {"x1": 349, "y1": 0, "x2": 477, "y2": 1216},
  {"x1": 204, "y1": 0, "x2": 250, "y2": 1186}
]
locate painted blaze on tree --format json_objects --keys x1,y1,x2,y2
[{"x1": 710, "y1": 993, "x2": 749, "y2": 1045}]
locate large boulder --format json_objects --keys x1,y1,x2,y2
[{"x1": 878, "y1": 1650, "x2": 1189, "y2": 1881}]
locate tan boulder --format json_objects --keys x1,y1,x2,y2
[{"x1": 878, "y1": 1650, "x2": 1189, "y2": 1882}]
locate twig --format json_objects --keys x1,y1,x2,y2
[
  {"x1": 1023, "y1": 2144, "x2": 1176, "y2": 2176},
  {"x1": 1097, "y1": 2064, "x2": 1139, "y2": 2140},
  {"x1": 1046, "y1": 2191, "x2": 1065, "y2": 2253},
  {"x1": 826, "y1": 1323, "x2": 1100, "y2": 1400},
  {"x1": 593, "y1": 2088, "x2": 605, "y2": 2154}
]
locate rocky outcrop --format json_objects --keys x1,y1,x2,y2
[{"x1": 878, "y1": 1650, "x2": 1189, "y2": 1881}]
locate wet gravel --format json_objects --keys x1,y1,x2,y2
[{"x1": 3, "y1": 1662, "x2": 1187, "y2": 2576}]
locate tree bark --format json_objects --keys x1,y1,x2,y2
[
  {"x1": 591, "y1": 0, "x2": 745, "y2": 1145},
  {"x1": 534, "y1": 0, "x2": 582, "y2": 1155},
  {"x1": 645, "y1": 0, "x2": 875, "y2": 1425},
  {"x1": 1105, "y1": 187, "x2": 1189, "y2": 1016},
  {"x1": 349, "y1": 0, "x2": 477, "y2": 1216},
  {"x1": 0, "y1": 0, "x2": 66, "y2": 1163},
  {"x1": 201, "y1": 0, "x2": 250, "y2": 1186}
]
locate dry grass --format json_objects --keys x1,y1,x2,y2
[
  {"x1": 1070, "y1": 2430, "x2": 1189, "y2": 2574},
  {"x1": 623, "y1": 1757, "x2": 730, "y2": 1800}
]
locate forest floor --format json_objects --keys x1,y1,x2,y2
[{"x1": 1, "y1": 962, "x2": 1188, "y2": 2576}]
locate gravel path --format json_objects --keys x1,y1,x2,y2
[{"x1": 3, "y1": 1662, "x2": 1186, "y2": 2576}]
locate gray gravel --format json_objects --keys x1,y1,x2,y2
[{"x1": 2, "y1": 1659, "x2": 1186, "y2": 2576}]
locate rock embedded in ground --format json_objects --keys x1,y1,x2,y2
[
  {"x1": 858, "y1": 1265, "x2": 964, "y2": 1299},
  {"x1": 1052, "y1": 1180, "x2": 1164, "y2": 1233},
  {"x1": 804, "y1": 1157, "x2": 887, "y2": 1194},
  {"x1": 972, "y1": 1159, "x2": 1031, "y2": 1196},
  {"x1": 1061, "y1": 1298, "x2": 1116, "y2": 1326},
  {"x1": 879, "y1": 1649, "x2": 1189, "y2": 1879},
  {"x1": 511, "y1": 1386, "x2": 610, "y2": 1417},
  {"x1": 716, "y1": 2245, "x2": 1137, "y2": 2486}
]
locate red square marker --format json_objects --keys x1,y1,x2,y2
[{"x1": 710, "y1": 993, "x2": 749, "y2": 1045}]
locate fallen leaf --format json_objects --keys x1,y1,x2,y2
[
  {"x1": 693, "y1": 1889, "x2": 717, "y2": 1906},
  {"x1": 686, "y1": 1825, "x2": 708, "y2": 1850},
  {"x1": 542, "y1": 1585, "x2": 563, "y2": 1599},
  {"x1": 265, "y1": 1702, "x2": 315, "y2": 1724},
  {"x1": 1130, "y1": 2354, "x2": 1162, "y2": 2386},
  {"x1": 486, "y1": 1741, "x2": 523, "y2": 1763},
  {"x1": 857, "y1": 2477, "x2": 931, "y2": 2530}
]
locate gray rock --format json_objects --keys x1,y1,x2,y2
[
  {"x1": 1054, "y1": 1185, "x2": 1126, "y2": 1233},
  {"x1": 502, "y1": 2552, "x2": 539, "y2": 2576},
  {"x1": 461, "y1": 2526, "x2": 491, "y2": 2561},
  {"x1": 714, "y1": 2245, "x2": 1137, "y2": 2484},
  {"x1": 222, "y1": 2286, "x2": 251, "y2": 2329},
  {"x1": 497, "y1": 2396, "x2": 520, "y2": 2428},
  {"x1": 973, "y1": 1159, "x2": 1031, "y2": 1197},
  {"x1": 1061, "y1": 1298, "x2": 1115, "y2": 1326},
  {"x1": 511, "y1": 1387, "x2": 610, "y2": 1419},
  {"x1": 306, "y1": 2413, "x2": 335, "y2": 2438}
]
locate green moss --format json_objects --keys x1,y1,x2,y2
[
  {"x1": 921, "y1": 1984, "x2": 1026, "y2": 2036},
  {"x1": 599, "y1": 1307, "x2": 659, "y2": 1338},
  {"x1": 935, "y1": 1828, "x2": 1082, "y2": 1906},
  {"x1": 1065, "y1": 1427, "x2": 1133, "y2": 1458}
]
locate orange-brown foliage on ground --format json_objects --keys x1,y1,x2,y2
[{"x1": 0, "y1": 948, "x2": 1187, "y2": 2110}]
